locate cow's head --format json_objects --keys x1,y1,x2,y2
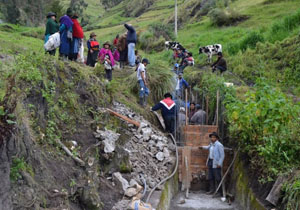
[{"x1": 199, "y1": 47, "x2": 204, "y2": 54}]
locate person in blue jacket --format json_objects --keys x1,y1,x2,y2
[
  {"x1": 151, "y1": 93, "x2": 176, "y2": 135},
  {"x1": 175, "y1": 73, "x2": 189, "y2": 99},
  {"x1": 124, "y1": 23, "x2": 137, "y2": 67},
  {"x1": 200, "y1": 132, "x2": 225, "y2": 195},
  {"x1": 59, "y1": 8, "x2": 74, "y2": 60}
]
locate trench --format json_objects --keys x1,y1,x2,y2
[{"x1": 147, "y1": 68, "x2": 266, "y2": 210}]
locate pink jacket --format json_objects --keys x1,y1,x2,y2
[{"x1": 98, "y1": 48, "x2": 115, "y2": 66}]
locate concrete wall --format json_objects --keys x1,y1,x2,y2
[
  {"x1": 232, "y1": 157, "x2": 266, "y2": 210},
  {"x1": 156, "y1": 171, "x2": 179, "y2": 210}
]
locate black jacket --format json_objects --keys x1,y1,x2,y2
[{"x1": 124, "y1": 24, "x2": 137, "y2": 44}]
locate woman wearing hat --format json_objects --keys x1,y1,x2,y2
[
  {"x1": 69, "y1": 13, "x2": 84, "y2": 61},
  {"x1": 86, "y1": 32, "x2": 99, "y2": 67},
  {"x1": 98, "y1": 41, "x2": 115, "y2": 81},
  {"x1": 45, "y1": 12, "x2": 59, "y2": 55}
]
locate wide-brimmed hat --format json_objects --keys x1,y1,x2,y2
[
  {"x1": 209, "y1": 132, "x2": 220, "y2": 139},
  {"x1": 90, "y1": 32, "x2": 97, "y2": 38},
  {"x1": 47, "y1": 12, "x2": 56, "y2": 18},
  {"x1": 103, "y1": 41, "x2": 111, "y2": 47}
]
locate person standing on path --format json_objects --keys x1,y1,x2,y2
[
  {"x1": 151, "y1": 93, "x2": 176, "y2": 135},
  {"x1": 69, "y1": 13, "x2": 84, "y2": 61},
  {"x1": 99, "y1": 41, "x2": 115, "y2": 81},
  {"x1": 199, "y1": 132, "x2": 225, "y2": 195},
  {"x1": 44, "y1": 12, "x2": 59, "y2": 56},
  {"x1": 59, "y1": 8, "x2": 74, "y2": 60},
  {"x1": 124, "y1": 23, "x2": 137, "y2": 67},
  {"x1": 137, "y1": 58, "x2": 150, "y2": 106},
  {"x1": 117, "y1": 34, "x2": 128, "y2": 69},
  {"x1": 86, "y1": 32, "x2": 100, "y2": 67}
]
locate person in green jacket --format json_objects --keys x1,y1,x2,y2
[{"x1": 45, "y1": 12, "x2": 59, "y2": 56}]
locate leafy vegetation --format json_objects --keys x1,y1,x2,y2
[
  {"x1": 225, "y1": 79, "x2": 300, "y2": 178},
  {"x1": 283, "y1": 174, "x2": 300, "y2": 210},
  {"x1": 10, "y1": 157, "x2": 34, "y2": 182}
]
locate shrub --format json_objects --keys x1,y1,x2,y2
[
  {"x1": 225, "y1": 78, "x2": 300, "y2": 178},
  {"x1": 282, "y1": 175, "x2": 300, "y2": 210},
  {"x1": 123, "y1": 0, "x2": 155, "y2": 17},
  {"x1": 208, "y1": 8, "x2": 247, "y2": 26},
  {"x1": 239, "y1": 31, "x2": 264, "y2": 51}
]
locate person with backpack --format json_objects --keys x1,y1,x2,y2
[
  {"x1": 44, "y1": 12, "x2": 59, "y2": 56},
  {"x1": 59, "y1": 8, "x2": 74, "y2": 60},
  {"x1": 69, "y1": 13, "x2": 84, "y2": 61},
  {"x1": 86, "y1": 32, "x2": 100, "y2": 67},
  {"x1": 99, "y1": 41, "x2": 115, "y2": 81},
  {"x1": 117, "y1": 34, "x2": 128, "y2": 69},
  {"x1": 137, "y1": 58, "x2": 150, "y2": 106}
]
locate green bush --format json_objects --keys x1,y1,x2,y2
[
  {"x1": 267, "y1": 9, "x2": 300, "y2": 43},
  {"x1": 225, "y1": 79, "x2": 300, "y2": 178},
  {"x1": 209, "y1": 8, "x2": 247, "y2": 26},
  {"x1": 123, "y1": 0, "x2": 155, "y2": 17},
  {"x1": 239, "y1": 31, "x2": 264, "y2": 51},
  {"x1": 282, "y1": 175, "x2": 300, "y2": 210}
]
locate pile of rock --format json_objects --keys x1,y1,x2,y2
[{"x1": 112, "y1": 102, "x2": 176, "y2": 189}]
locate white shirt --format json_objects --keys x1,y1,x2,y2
[
  {"x1": 176, "y1": 79, "x2": 180, "y2": 90},
  {"x1": 209, "y1": 143, "x2": 215, "y2": 159},
  {"x1": 137, "y1": 63, "x2": 146, "y2": 80}
]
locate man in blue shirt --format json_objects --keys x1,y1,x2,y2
[
  {"x1": 175, "y1": 73, "x2": 189, "y2": 99},
  {"x1": 200, "y1": 132, "x2": 225, "y2": 195}
]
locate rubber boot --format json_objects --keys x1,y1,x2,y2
[
  {"x1": 206, "y1": 180, "x2": 215, "y2": 195},
  {"x1": 144, "y1": 96, "x2": 148, "y2": 106},
  {"x1": 139, "y1": 97, "x2": 144, "y2": 106}
]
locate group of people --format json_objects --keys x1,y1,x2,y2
[
  {"x1": 45, "y1": 8, "x2": 139, "y2": 81},
  {"x1": 173, "y1": 48, "x2": 195, "y2": 74},
  {"x1": 45, "y1": 9, "x2": 84, "y2": 61}
]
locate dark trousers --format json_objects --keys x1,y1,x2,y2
[
  {"x1": 68, "y1": 53, "x2": 78, "y2": 61},
  {"x1": 208, "y1": 159, "x2": 221, "y2": 192},
  {"x1": 105, "y1": 69, "x2": 112, "y2": 81},
  {"x1": 213, "y1": 65, "x2": 226, "y2": 73},
  {"x1": 46, "y1": 49, "x2": 56, "y2": 56},
  {"x1": 164, "y1": 115, "x2": 175, "y2": 135}
]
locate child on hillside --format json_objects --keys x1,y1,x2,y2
[{"x1": 98, "y1": 41, "x2": 115, "y2": 81}]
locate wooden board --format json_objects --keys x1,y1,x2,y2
[
  {"x1": 152, "y1": 111, "x2": 166, "y2": 130},
  {"x1": 181, "y1": 146, "x2": 192, "y2": 190}
]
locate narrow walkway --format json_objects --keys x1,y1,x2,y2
[{"x1": 171, "y1": 191, "x2": 238, "y2": 210}]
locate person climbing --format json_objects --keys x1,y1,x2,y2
[
  {"x1": 69, "y1": 13, "x2": 84, "y2": 61},
  {"x1": 99, "y1": 41, "x2": 115, "y2": 81},
  {"x1": 124, "y1": 23, "x2": 137, "y2": 67},
  {"x1": 44, "y1": 12, "x2": 59, "y2": 56},
  {"x1": 188, "y1": 102, "x2": 196, "y2": 123},
  {"x1": 212, "y1": 52, "x2": 227, "y2": 74},
  {"x1": 151, "y1": 93, "x2": 176, "y2": 135},
  {"x1": 175, "y1": 73, "x2": 189, "y2": 99},
  {"x1": 190, "y1": 104, "x2": 206, "y2": 125},
  {"x1": 199, "y1": 132, "x2": 225, "y2": 195},
  {"x1": 117, "y1": 34, "x2": 128, "y2": 69},
  {"x1": 86, "y1": 32, "x2": 100, "y2": 67},
  {"x1": 59, "y1": 8, "x2": 74, "y2": 60},
  {"x1": 179, "y1": 52, "x2": 194, "y2": 73},
  {"x1": 137, "y1": 58, "x2": 150, "y2": 106}
]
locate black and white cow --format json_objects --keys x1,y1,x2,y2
[
  {"x1": 165, "y1": 41, "x2": 185, "y2": 51},
  {"x1": 199, "y1": 44, "x2": 222, "y2": 63}
]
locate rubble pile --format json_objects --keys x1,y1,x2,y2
[{"x1": 112, "y1": 102, "x2": 176, "y2": 189}]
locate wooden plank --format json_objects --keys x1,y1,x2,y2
[{"x1": 181, "y1": 146, "x2": 192, "y2": 186}]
